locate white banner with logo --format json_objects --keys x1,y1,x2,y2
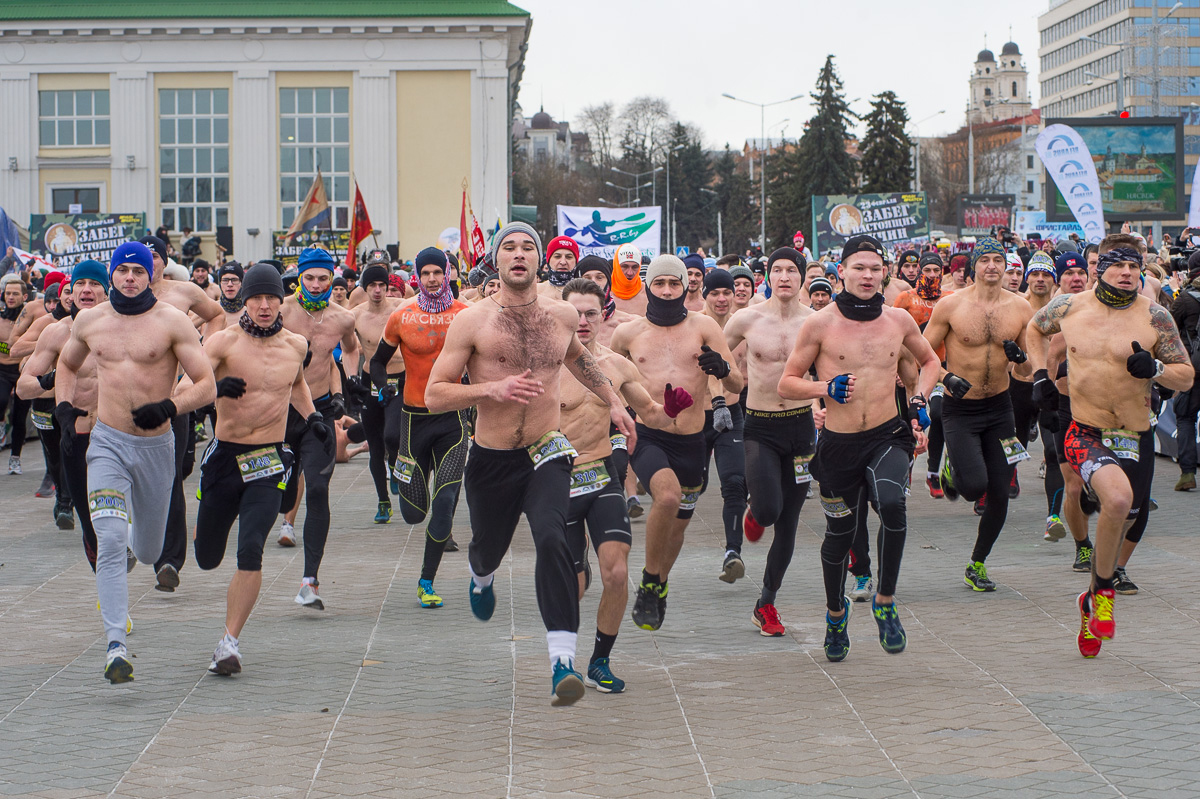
[
  {"x1": 1035, "y1": 123, "x2": 1106, "y2": 244},
  {"x1": 1013, "y1": 212, "x2": 1084, "y2": 241},
  {"x1": 1189, "y1": 164, "x2": 1200, "y2": 227},
  {"x1": 556, "y1": 205, "x2": 661, "y2": 260}
]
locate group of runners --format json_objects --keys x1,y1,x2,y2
[{"x1": 0, "y1": 220, "x2": 1189, "y2": 705}]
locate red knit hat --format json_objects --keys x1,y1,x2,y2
[
  {"x1": 545, "y1": 235, "x2": 580, "y2": 263},
  {"x1": 43, "y1": 270, "x2": 67, "y2": 291}
]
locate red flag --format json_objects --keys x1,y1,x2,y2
[
  {"x1": 348, "y1": 181, "x2": 373, "y2": 270},
  {"x1": 459, "y1": 187, "x2": 472, "y2": 268},
  {"x1": 469, "y1": 214, "x2": 486, "y2": 267}
]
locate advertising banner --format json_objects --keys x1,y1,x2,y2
[
  {"x1": 1037, "y1": 123, "x2": 1106, "y2": 243},
  {"x1": 272, "y1": 229, "x2": 352, "y2": 267},
  {"x1": 957, "y1": 194, "x2": 1014, "y2": 237},
  {"x1": 1013, "y1": 211, "x2": 1084, "y2": 241},
  {"x1": 28, "y1": 213, "x2": 147, "y2": 269},
  {"x1": 811, "y1": 192, "x2": 929, "y2": 256},
  {"x1": 555, "y1": 205, "x2": 662, "y2": 259}
]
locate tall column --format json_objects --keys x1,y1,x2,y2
[
  {"x1": 0, "y1": 71, "x2": 35, "y2": 221},
  {"x1": 231, "y1": 69, "x2": 272, "y2": 261},
  {"x1": 352, "y1": 68, "x2": 395, "y2": 247},
  {"x1": 473, "y1": 67, "x2": 510, "y2": 229},
  {"x1": 110, "y1": 71, "x2": 151, "y2": 216}
]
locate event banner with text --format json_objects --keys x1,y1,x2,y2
[
  {"x1": 812, "y1": 192, "x2": 929, "y2": 256},
  {"x1": 29, "y1": 213, "x2": 147, "y2": 269}
]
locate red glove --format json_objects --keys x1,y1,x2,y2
[{"x1": 663, "y1": 383, "x2": 693, "y2": 418}]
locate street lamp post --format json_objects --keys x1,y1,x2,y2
[
  {"x1": 722, "y1": 92, "x2": 804, "y2": 251},
  {"x1": 1080, "y1": 34, "x2": 1127, "y2": 113},
  {"x1": 666, "y1": 143, "x2": 684, "y2": 252},
  {"x1": 910, "y1": 110, "x2": 945, "y2": 192},
  {"x1": 612, "y1": 165, "x2": 662, "y2": 206}
]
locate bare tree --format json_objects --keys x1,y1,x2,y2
[{"x1": 576, "y1": 102, "x2": 616, "y2": 173}]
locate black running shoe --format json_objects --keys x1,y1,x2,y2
[
  {"x1": 632, "y1": 581, "x2": 667, "y2": 631},
  {"x1": 1072, "y1": 545, "x2": 1092, "y2": 573},
  {"x1": 1113, "y1": 567, "x2": 1138, "y2": 595},
  {"x1": 443, "y1": 534, "x2": 459, "y2": 552}
]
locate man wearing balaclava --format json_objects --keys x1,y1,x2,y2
[
  {"x1": 610, "y1": 255, "x2": 743, "y2": 633},
  {"x1": 424, "y1": 221, "x2": 635, "y2": 706}
]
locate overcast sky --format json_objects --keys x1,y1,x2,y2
[{"x1": 514, "y1": 0, "x2": 1048, "y2": 149}]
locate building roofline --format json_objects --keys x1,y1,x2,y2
[{"x1": 0, "y1": 1, "x2": 529, "y2": 21}]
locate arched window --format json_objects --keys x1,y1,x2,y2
[{"x1": 1012, "y1": 81, "x2": 1018, "y2": 96}]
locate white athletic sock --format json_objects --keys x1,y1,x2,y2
[
  {"x1": 223, "y1": 630, "x2": 239, "y2": 647},
  {"x1": 546, "y1": 630, "x2": 577, "y2": 668},
  {"x1": 302, "y1": 576, "x2": 317, "y2": 587},
  {"x1": 469, "y1": 564, "x2": 494, "y2": 591}
]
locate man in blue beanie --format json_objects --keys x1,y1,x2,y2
[
  {"x1": 278, "y1": 246, "x2": 359, "y2": 609},
  {"x1": 56, "y1": 240, "x2": 216, "y2": 683},
  {"x1": 683, "y1": 253, "x2": 707, "y2": 312}
]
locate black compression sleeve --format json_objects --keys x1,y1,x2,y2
[{"x1": 369, "y1": 339, "x2": 398, "y2": 391}]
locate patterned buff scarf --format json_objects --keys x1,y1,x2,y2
[
  {"x1": 416, "y1": 274, "x2": 454, "y2": 313},
  {"x1": 239, "y1": 310, "x2": 283, "y2": 337},
  {"x1": 915, "y1": 274, "x2": 941, "y2": 301},
  {"x1": 1094, "y1": 247, "x2": 1141, "y2": 309},
  {"x1": 220, "y1": 294, "x2": 244, "y2": 313},
  {"x1": 295, "y1": 283, "x2": 331, "y2": 312}
]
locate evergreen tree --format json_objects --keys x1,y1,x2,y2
[
  {"x1": 662, "y1": 123, "x2": 716, "y2": 250},
  {"x1": 859, "y1": 91, "x2": 913, "y2": 194},
  {"x1": 713, "y1": 147, "x2": 758, "y2": 256}
]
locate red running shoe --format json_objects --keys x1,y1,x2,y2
[
  {"x1": 1087, "y1": 588, "x2": 1116, "y2": 640},
  {"x1": 1076, "y1": 591, "x2": 1101, "y2": 658},
  {"x1": 1008, "y1": 471, "x2": 1020, "y2": 499},
  {"x1": 744, "y1": 508, "x2": 765, "y2": 543},
  {"x1": 926, "y1": 474, "x2": 943, "y2": 499},
  {"x1": 752, "y1": 602, "x2": 785, "y2": 636}
]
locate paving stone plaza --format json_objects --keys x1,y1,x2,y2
[{"x1": 1, "y1": 445, "x2": 1198, "y2": 799}]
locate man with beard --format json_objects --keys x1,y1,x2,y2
[
  {"x1": 426, "y1": 222, "x2": 634, "y2": 705},
  {"x1": 537, "y1": 236, "x2": 580, "y2": 299},
  {"x1": 611, "y1": 255, "x2": 743, "y2": 631},
  {"x1": 895, "y1": 250, "x2": 920, "y2": 290},
  {"x1": 370, "y1": 248, "x2": 470, "y2": 608},
  {"x1": 923, "y1": 238, "x2": 1035, "y2": 592},
  {"x1": 610, "y1": 243, "x2": 647, "y2": 315},
  {"x1": 193, "y1": 264, "x2": 321, "y2": 676},
  {"x1": 352, "y1": 261, "x2": 404, "y2": 523},
  {"x1": 724, "y1": 248, "x2": 817, "y2": 635},
  {"x1": 778, "y1": 234, "x2": 938, "y2": 661},
  {"x1": 1027, "y1": 239, "x2": 1192, "y2": 656},
  {"x1": 57, "y1": 242, "x2": 216, "y2": 682},
  {"x1": 278, "y1": 247, "x2": 360, "y2": 609},
  {"x1": 191, "y1": 259, "x2": 220, "y2": 301},
  {"x1": 683, "y1": 254, "x2": 707, "y2": 312}
]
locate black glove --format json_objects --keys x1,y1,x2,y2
[
  {"x1": 131, "y1": 398, "x2": 177, "y2": 430},
  {"x1": 1002, "y1": 340, "x2": 1027, "y2": 364},
  {"x1": 345, "y1": 375, "x2": 373, "y2": 404},
  {"x1": 54, "y1": 401, "x2": 87, "y2": 454},
  {"x1": 697, "y1": 344, "x2": 731, "y2": 379},
  {"x1": 943, "y1": 372, "x2": 972, "y2": 399},
  {"x1": 908, "y1": 394, "x2": 930, "y2": 429},
  {"x1": 378, "y1": 383, "x2": 398, "y2": 406},
  {"x1": 215, "y1": 376, "x2": 247, "y2": 399},
  {"x1": 328, "y1": 393, "x2": 346, "y2": 420},
  {"x1": 1127, "y1": 341, "x2": 1161, "y2": 379},
  {"x1": 1032, "y1": 369, "x2": 1059, "y2": 412},
  {"x1": 306, "y1": 412, "x2": 332, "y2": 443},
  {"x1": 37, "y1": 369, "x2": 56, "y2": 391}
]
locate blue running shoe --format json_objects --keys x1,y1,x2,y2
[
  {"x1": 824, "y1": 596, "x2": 852, "y2": 662},
  {"x1": 469, "y1": 578, "x2": 495, "y2": 621},
  {"x1": 551, "y1": 658, "x2": 585, "y2": 706},
  {"x1": 374, "y1": 501, "x2": 392, "y2": 524},
  {"x1": 584, "y1": 658, "x2": 625, "y2": 693},
  {"x1": 872, "y1": 599, "x2": 906, "y2": 653},
  {"x1": 389, "y1": 472, "x2": 400, "y2": 496}
]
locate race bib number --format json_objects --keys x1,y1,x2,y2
[
  {"x1": 392, "y1": 455, "x2": 417, "y2": 484},
  {"x1": 1101, "y1": 429, "x2": 1140, "y2": 461},
  {"x1": 88, "y1": 489, "x2": 128, "y2": 522},
  {"x1": 0, "y1": 341, "x2": 8, "y2": 356},
  {"x1": 793, "y1": 454, "x2": 813, "y2": 484},
  {"x1": 569, "y1": 460, "x2": 611, "y2": 498},
  {"x1": 609, "y1": 433, "x2": 628, "y2": 451},
  {"x1": 236, "y1": 446, "x2": 285, "y2": 483},
  {"x1": 679, "y1": 485, "x2": 702, "y2": 512},
  {"x1": 32, "y1": 409, "x2": 54, "y2": 430},
  {"x1": 526, "y1": 431, "x2": 577, "y2": 469},
  {"x1": 820, "y1": 495, "x2": 852, "y2": 519},
  {"x1": 1000, "y1": 437, "x2": 1030, "y2": 465}
]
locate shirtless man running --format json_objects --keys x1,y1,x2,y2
[
  {"x1": 778, "y1": 234, "x2": 939, "y2": 661},
  {"x1": 426, "y1": 222, "x2": 635, "y2": 705},
  {"x1": 193, "y1": 264, "x2": 323, "y2": 675},
  {"x1": 924, "y1": 237, "x2": 1035, "y2": 592},
  {"x1": 724, "y1": 248, "x2": 817, "y2": 636},
  {"x1": 611, "y1": 255, "x2": 743, "y2": 632},
  {"x1": 56, "y1": 241, "x2": 216, "y2": 683},
  {"x1": 1027, "y1": 239, "x2": 1192, "y2": 656},
  {"x1": 559, "y1": 278, "x2": 689, "y2": 693}
]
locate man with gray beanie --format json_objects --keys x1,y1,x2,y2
[
  {"x1": 611, "y1": 255, "x2": 743, "y2": 632},
  {"x1": 426, "y1": 221, "x2": 635, "y2": 706},
  {"x1": 193, "y1": 263, "x2": 324, "y2": 676}
]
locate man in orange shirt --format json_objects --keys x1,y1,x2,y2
[
  {"x1": 894, "y1": 252, "x2": 952, "y2": 497},
  {"x1": 369, "y1": 247, "x2": 470, "y2": 609}
]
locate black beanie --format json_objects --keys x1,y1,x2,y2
[
  {"x1": 415, "y1": 247, "x2": 448, "y2": 273},
  {"x1": 919, "y1": 252, "x2": 943, "y2": 268},
  {"x1": 361, "y1": 264, "x2": 389, "y2": 287},
  {"x1": 702, "y1": 268, "x2": 736, "y2": 298},
  {"x1": 331, "y1": 276, "x2": 348, "y2": 291},
  {"x1": 139, "y1": 235, "x2": 168, "y2": 265},
  {"x1": 575, "y1": 254, "x2": 612, "y2": 285},
  {"x1": 257, "y1": 259, "x2": 285, "y2": 275},
  {"x1": 240, "y1": 263, "x2": 285, "y2": 301},
  {"x1": 217, "y1": 261, "x2": 244, "y2": 281},
  {"x1": 767, "y1": 246, "x2": 805, "y2": 272}
]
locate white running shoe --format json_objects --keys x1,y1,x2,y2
[
  {"x1": 849, "y1": 574, "x2": 874, "y2": 603},
  {"x1": 278, "y1": 520, "x2": 296, "y2": 547},
  {"x1": 295, "y1": 583, "x2": 324, "y2": 610},
  {"x1": 104, "y1": 643, "x2": 134, "y2": 684},
  {"x1": 8, "y1": 456, "x2": 21, "y2": 475},
  {"x1": 208, "y1": 637, "x2": 242, "y2": 676}
]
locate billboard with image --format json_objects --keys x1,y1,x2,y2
[{"x1": 1045, "y1": 117, "x2": 1184, "y2": 222}]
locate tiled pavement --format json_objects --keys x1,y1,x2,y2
[{"x1": 1, "y1": 441, "x2": 1198, "y2": 798}]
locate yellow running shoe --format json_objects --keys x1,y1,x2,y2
[{"x1": 418, "y1": 579, "x2": 443, "y2": 608}]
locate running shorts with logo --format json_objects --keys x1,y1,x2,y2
[
  {"x1": 194, "y1": 440, "x2": 294, "y2": 572},
  {"x1": 629, "y1": 423, "x2": 706, "y2": 520},
  {"x1": 565, "y1": 456, "x2": 632, "y2": 575},
  {"x1": 1063, "y1": 422, "x2": 1153, "y2": 520}
]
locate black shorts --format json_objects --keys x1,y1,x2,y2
[
  {"x1": 629, "y1": 423, "x2": 706, "y2": 519},
  {"x1": 1063, "y1": 421, "x2": 1153, "y2": 519},
  {"x1": 565, "y1": 456, "x2": 631, "y2": 573},
  {"x1": 195, "y1": 440, "x2": 293, "y2": 571},
  {"x1": 813, "y1": 416, "x2": 915, "y2": 497},
  {"x1": 744, "y1": 406, "x2": 817, "y2": 480}
]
